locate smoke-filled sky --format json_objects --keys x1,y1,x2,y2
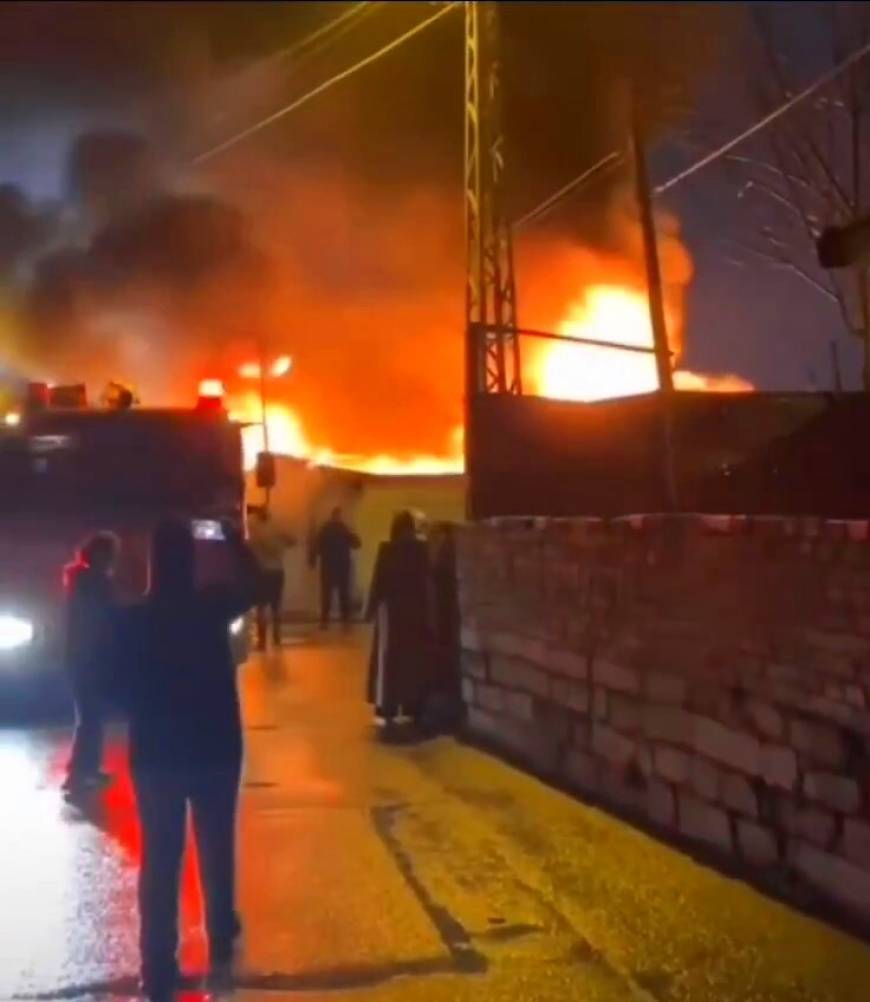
[{"x1": 0, "y1": 2, "x2": 855, "y2": 455}]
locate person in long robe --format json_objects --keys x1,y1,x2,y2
[
  {"x1": 365, "y1": 510, "x2": 433, "y2": 728},
  {"x1": 425, "y1": 522, "x2": 462, "y2": 732}
]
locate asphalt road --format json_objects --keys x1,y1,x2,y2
[{"x1": 2, "y1": 630, "x2": 870, "y2": 1002}]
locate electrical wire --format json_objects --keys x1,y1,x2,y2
[
  {"x1": 193, "y1": 2, "x2": 461, "y2": 166},
  {"x1": 187, "y1": 3, "x2": 382, "y2": 160},
  {"x1": 655, "y1": 38, "x2": 870, "y2": 195},
  {"x1": 513, "y1": 36, "x2": 870, "y2": 227},
  {"x1": 513, "y1": 151, "x2": 624, "y2": 231},
  {"x1": 263, "y1": 2, "x2": 373, "y2": 67}
]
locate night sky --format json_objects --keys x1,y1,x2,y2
[
  {"x1": 660, "y1": 2, "x2": 867, "y2": 391},
  {"x1": 0, "y1": 2, "x2": 860, "y2": 395}
]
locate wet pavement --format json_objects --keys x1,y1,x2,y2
[{"x1": 3, "y1": 629, "x2": 870, "y2": 1001}]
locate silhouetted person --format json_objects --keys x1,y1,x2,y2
[
  {"x1": 311, "y1": 507, "x2": 360, "y2": 628},
  {"x1": 248, "y1": 507, "x2": 295, "y2": 649},
  {"x1": 62, "y1": 531, "x2": 119, "y2": 793},
  {"x1": 366, "y1": 510, "x2": 433, "y2": 729},
  {"x1": 426, "y1": 522, "x2": 462, "y2": 732},
  {"x1": 113, "y1": 518, "x2": 257, "y2": 1000}
]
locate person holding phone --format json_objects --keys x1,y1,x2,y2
[{"x1": 111, "y1": 518, "x2": 258, "y2": 999}]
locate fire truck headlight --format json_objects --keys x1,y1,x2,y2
[
  {"x1": 229, "y1": 617, "x2": 245, "y2": 637},
  {"x1": 0, "y1": 614, "x2": 35, "y2": 651}
]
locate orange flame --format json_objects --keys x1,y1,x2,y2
[
  {"x1": 229, "y1": 390, "x2": 463, "y2": 475},
  {"x1": 238, "y1": 355, "x2": 293, "y2": 380},
  {"x1": 227, "y1": 284, "x2": 749, "y2": 476},
  {"x1": 198, "y1": 378, "x2": 225, "y2": 398},
  {"x1": 531, "y1": 284, "x2": 752, "y2": 400}
]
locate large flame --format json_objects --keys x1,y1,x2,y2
[
  {"x1": 532, "y1": 286, "x2": 667, "y2": 401},
  {"x1": 530, "y1": 284, "x2": 752, "y2": 401},
  {"x1": 227, "y1": 283, "x2": 750, "y2": 475},
  {"x1": 230, "y1": 388, "x2": 464, "y2": 475}
]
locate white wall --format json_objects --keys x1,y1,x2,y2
[{"x1": 248, "y1": 460, "x2": 465, "y2": 620}]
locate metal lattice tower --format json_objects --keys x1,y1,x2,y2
[{"x1": 464, "y1": 0, "x2": 521, "y2": 395}]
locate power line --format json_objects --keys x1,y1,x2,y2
[
  {"x1": 264, "y1": 2, "x2": 373, "y2": 67},
  {"x1": 512, "y1": 36, "x2": 870, "y2": 229},
  {"x1": 513, "y1": 151, "x2": 623, "y2": 231},
  {"x1": 193, "y1": 2, "x2": 461, "y2": 166},
  {"x1": 189, "y1": 3, "x2": 382, "y2": 158},
  {"x1": 655, "y1": 38, "x2": 870, "y2": 195},
  {"x1": 259, "y1": 2, "x2": 389, "y2": 82}
]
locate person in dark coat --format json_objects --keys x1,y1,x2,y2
[
  {"x1": 425, "y1": 522, "x2": 462, "y2": 732},
  {"x1": 365, "y1": 510, "x2": 433, "y2": 727},
  {"x1": 310, "y1": 507, "x2": 360, "y2": 628},
  {"x1": 62, "y1": 531, "x2": 120, "y2": 793},
  {"x1": 112, "y1": 518, "x2": 257, "y2": 1001}
]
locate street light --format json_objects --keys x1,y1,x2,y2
[
  {"x1": 238, "y1": 353, "x2": 293, "y2": 498},
  {"x1": 237, "y1": 354, "x2": 293, "y2": 452},
  {"x1": 238, "y1": 356, "x2": 293, "y2": 380}
]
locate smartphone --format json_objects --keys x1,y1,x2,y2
[{"x1": 191, "y1": 518, "x2": 225, "y2": 542}]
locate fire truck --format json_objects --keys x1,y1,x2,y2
[{"x1": 0, "y1": 380, "x2": 250, "y2": 716}]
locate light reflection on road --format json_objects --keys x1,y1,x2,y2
[
  {"x1": 0, "y1": 737, "x2": 73, "y2": 996},
  {"x1": 0, "y1": 730, "x2": 138, "y2": 998},
  {"x1": 0, "y1": 728, "x2": 215, "y2": 999}
]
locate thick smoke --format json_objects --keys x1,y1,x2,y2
[
  {"x1": 67, "y1": 130, "x2": 162, "y2": 227},
  {"x1": 0, "y1": 184, "x2": 54, "y2": 281},
  {"x1": 9, "y1": 129, "x2": 696, "y2": 458},
  {"x1": 0, "y1": 3, "x2": 734, "y2": 456},
  {"x1": 7, "y1": 130, "x2": 261, "y2": 399}
]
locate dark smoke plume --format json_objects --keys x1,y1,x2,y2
[
  {"x1": 0, "y1": 185, "x2": 54, "y2": 281},
  {"x1": 1, "y1": 3, "x2": 735, "y2": 457},
  {"x1": 14, "y1": 129, "x2": 270, "y2": 402},
  {"x1": 67, "y1": 130, "x2": 162, "y2": 228}
]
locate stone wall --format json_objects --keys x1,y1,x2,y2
[{"x1": 457, "y1": 515, "x2": 870, "y2": 925}]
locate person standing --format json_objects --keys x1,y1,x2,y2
[
  {"x1": 248, "y1": 507, "x2": 295, "y2": 649},
  {"x1": 365, "y1": 510, "x2": 433, "y2": 730},
  {"x1": 426, "y1": 522, "x2": 462, "y2": 732},
  {"x1": 311, "y1": 507, "x2": 360, "y2": 628},
  {"x1": 62, "y1": 531, "x2": 120, "y2": 794},
  {"x1": 112, "y1": 519, "x2": 258, "y2": 1000}
]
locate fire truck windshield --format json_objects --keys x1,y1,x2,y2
[{"x1": 0, "y1": 410, "x2": 244, "y2": 514}]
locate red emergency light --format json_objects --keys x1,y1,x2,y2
[
  {"x1": 197, "y1": 379, "x2": 226, "y2": 412},
  {"x1": 26, "y1": 382, "x2": 51, "y2": 411},
  {"x1": 25, "y1": 382, "x2": 87, "y2": 410}
]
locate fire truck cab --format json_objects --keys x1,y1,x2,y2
[{"x1": 0, "y1": 381, "x2": 249, "y2": 717}]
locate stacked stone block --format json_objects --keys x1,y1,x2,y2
[{"x1": 457, "y1": 515, "x2": 870, "y2": 923}]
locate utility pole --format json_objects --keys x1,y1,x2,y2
[
  {"x1": 258, "y1": 339, "x2": 270, "y2": 455},
  {"x1": 630, "y1": 99, "x2": 673, "y2": 393},
  {"x1": 258, "y1": 333, "x2": 272, "y2": 510},
  {"x1": 464, "y1": 0, "x2": 520, "y2": 518},
  {"x1": 464, "y1": 0, "x2": 520, "y2": 397},
  {"x1": 630, "y1": 91, "x2": 677, "y2": 510}
]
